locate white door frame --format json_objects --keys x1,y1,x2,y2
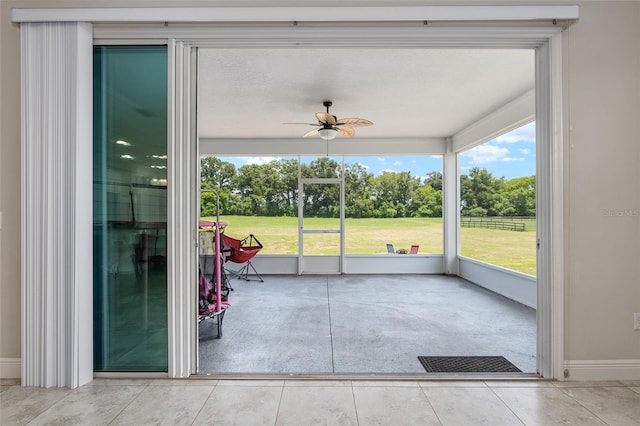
[
  {"x1": 298, "y1": 177, "x2": 345, "y2": 275},
  {"x1": 122, "y1": 25, "x2": 567, "y2": 380},
  {"x1": 15, "y1": 5, "x2": 573, "y2": 384}
]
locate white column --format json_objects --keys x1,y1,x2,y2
[
  {"x1": 442, "y1": 138, "x2": 459, "y2": 275},
  {"x1": 535, "y1": 33, "x2": 565, "y2": 380},
  {"x1": 21, "y1": 22, "x2": 93, "y2": 388}
]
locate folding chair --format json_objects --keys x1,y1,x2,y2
[{"x1": 223, "y1": 234, "x2": 264, "y2": 282}]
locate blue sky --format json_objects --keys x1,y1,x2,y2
[
  {"x1": 219, "y1": 122, "x2": 535, "y2": 182},
  {"x1": 459, "y1": 121, "x2": 536, "y2": 180}
]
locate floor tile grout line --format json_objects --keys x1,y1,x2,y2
[
  {"x1": 23, "y1": 387, "x2": 73, "y2": 426},
  {"x1": 417, "y1": 383, "x2": 444, "y2": 426},
  {"x1": 326, "y1": 276, "x2": 336, "y2": 373},
  {"x1": 487, "y1": 384, "x2": 527, "y2": 425},
  {"x1": 556, "y1": 386, "x2": 612, "y2": 426},
  {"x1": 273, "y1": 384, "x2": 285, "y2": 426},
  {"x1": 190, "y1": 383, "x2": 217, "y2": 425},
  {"x1": 350, "y1": 384, "x2": 361, "y2": 426},
  {"x1": 107, "y1": 383, "x2": 150, "y2": 426}
]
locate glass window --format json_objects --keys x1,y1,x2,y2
[
  {"x1": 459, "y1": 122, "x2": 536, "y2": 276},
  {"x1": 344, "y1": 155, "x2": 443, "y2": 255},
  {"x1": 93, "y1": 46, "x2": 168, "y2": 371},
  {"x1": 201, "y1": 155, "x2": 444, "y2": 256},
  {"x1": 200, "y1": 156, "x2": 299, "y2": 255}
]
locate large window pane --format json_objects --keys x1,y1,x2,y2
[
  {"x1": 201, "y1": 155, "x2": 444, "y2": 256},
  {"x1": 200, "y1": 156, "x2": 299, "y2": 254},
  {"x1": 459, "y1": 122, "x2": 536, "y2": 276},
  {"x1": 93, "y1": 46, "x2": 168, "y2": 371},
  {"x1": 344, "y1": 155, "x2": 443, "y2": 254}
]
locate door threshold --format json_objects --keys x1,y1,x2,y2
[{"x1": 190, "y1": 372, "x2": 543, "y2": 382}]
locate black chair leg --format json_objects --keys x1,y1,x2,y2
[
  {"x1": 237, "y1": 262, "x2": 263, "y2": 282},
  {"x1": 247, "y1": 262, "x2": 263, "y2": 282}
]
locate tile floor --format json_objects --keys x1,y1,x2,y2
[{"x1": 2, "y1": 378, "x2": 640, "y2": 425}]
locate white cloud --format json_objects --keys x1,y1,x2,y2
[
  {"x1": 393, "y1": 161, "x2": 403, "y2": 166},
  {"x1": 519, "y1": 148, "x2": 531, "y2": 155},
  {"x1": 378, "y1": 157, "x2": 386, "y2": 162},
  {"x1": 381, "y1": 168, "x2": 395, "y2": 174},
  {"x1": 501, "y1": 157, "x2": 525, "y2": 162},
  {"x1": 245, "y1": 156, "x2": 280, "y2": 165},
  {"x1": 460, "y1": 144, "x2": 510, "y2": 165},
  {"x1": 495, "y1": 121, "x2": 536, "y2": 143},
  {"x1": 355, "y1": 162, "x2": 370, "y2": 170}
]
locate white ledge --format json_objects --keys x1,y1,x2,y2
[{"x1": 13, "y1": 6, "x2": 579, "y2": 24}]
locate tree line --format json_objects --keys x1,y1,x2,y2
[{"x1": 200, "y1": 157, "x2": 535, "y2": 218}]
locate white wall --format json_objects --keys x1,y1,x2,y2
[
  {"x1": 563, "y1": 1, "x2": 640, "y2": 379},
  {"x1": 1, "y1": 0, "x2": 639, "y2": 380}
]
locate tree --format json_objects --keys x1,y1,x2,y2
[
  {"x1": 424, "y1": 171, "x2": 443, "y2": 191},
  {"x1": 497, "y1": 176, "x2": 536, "y2": 216},
  {"x1": 197, "y1": 156, "x2": 535, "y2": 220},
  {"x1": 344, "y1": 162, "x2": 375, "y2": 218},
  {"x1": 200, "y1": 157, "x2": 238, "y2": 215},
  {"x1": 460, "y1": 167, "x2": 505, "y2": 216},
  {"x1": 275, "y1": 158, "x2": 299, "y2": 216},
  {"x1": 234, "y1": 161, "x2": 290, "y2": 216},
  {"x1": 413, "y1": 185, "x2": 442, "y2": 217},
  {"x1": 301, "y1": 158, "x2": 341, "y2": 217},
  {"x1": 200, "y1": 157, "x2": 236, "y2": 189},
  {"x1": 373, "y1": 171, "x2": 421, "y2": 217}
]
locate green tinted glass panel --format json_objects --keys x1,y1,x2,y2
[{"x1": 93, "y1": 46, "x2": 168, "y2": 371}]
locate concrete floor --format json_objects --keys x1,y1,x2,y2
[{"x1": 198, "y1": 274, "x2": 536, "y2": 375}]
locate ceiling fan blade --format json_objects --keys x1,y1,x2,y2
[
  {"x1": 283, "y1": 122, "x2": 320, "y2": 126},
  {"x1": 336, "y1": 126, "x2": 355, "y2": 137},
  {"x1": 315, "y1": 112, "x2": 336, "y2": 125},
  {"x1": 335, "y1": 117, "x2": 373, "y2": 127},
  {"x1": 303, "y1": 128, "x2": 320, "y2": 138}
]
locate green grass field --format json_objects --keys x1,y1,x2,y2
[
  {"x1": 460, "y1": 226, "x2": 536, "y2": 276},
  {"x1": 203, "y1": 215, "x2": 536, "y2": 276}
]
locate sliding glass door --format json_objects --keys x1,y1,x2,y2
[{"x1": 93, "y1": 46, "x2": 168, "y2": 371}]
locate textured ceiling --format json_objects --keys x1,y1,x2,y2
[{"x1": 198, "y1": 47, "x2": 534, "y2": 140}]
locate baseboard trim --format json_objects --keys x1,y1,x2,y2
[
  {"x1": 564, "y1": 359, "x2": 640, "y2": 381},
  {"x1": 0, "y1": 358, "x2": 21, "y2": 379}
]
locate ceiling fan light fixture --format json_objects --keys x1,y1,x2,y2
[
  {"x1": 319, "y1": 128, "x2": 338, "y2": 140},
  {"x1": 286, "y1": 101, "x2": 372, "y2": 139}
]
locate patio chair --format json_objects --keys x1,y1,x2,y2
[
  {"x1": 222, "y1": 234, "x2": 264, "y2": 282},
  {"x1": 409, "y1": 245, "x2": 419, "y2": 254}
]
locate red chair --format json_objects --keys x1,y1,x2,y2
[{"x1": 222, "y1": 234, "x2": 264, "y2": 282}]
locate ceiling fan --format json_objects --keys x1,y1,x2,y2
[{"x1": 287, "y1": 101, "x2": 373, "y2": 140}]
